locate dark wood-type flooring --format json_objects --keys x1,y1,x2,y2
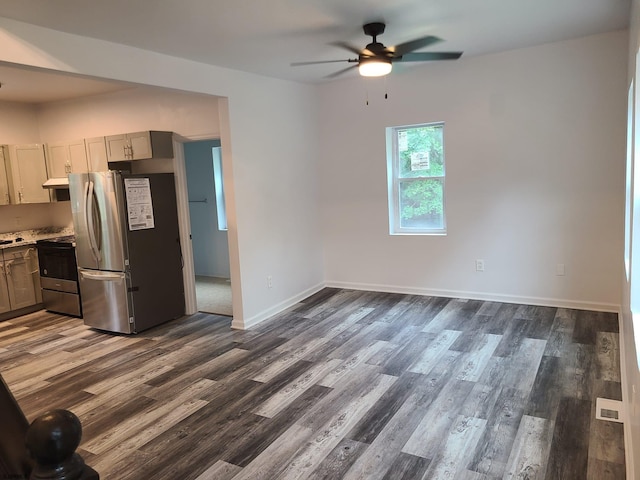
[{"x1": 0, "y1": 289, "x2": 626, "y2": 479}]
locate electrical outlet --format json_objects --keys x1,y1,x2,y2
[
  {"x1": 475, "y1": 259, "x2": 485, "y2": 272},
  {"x1": 556, "y1": 263, "x2": 565, "y2": 276},
  {"x1": 267, "y1": 275, "x2": 273, "y2": 288}
]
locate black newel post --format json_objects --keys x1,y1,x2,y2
[{"x1": 26, "y1": 409, "x2": 98, "y2": 480}]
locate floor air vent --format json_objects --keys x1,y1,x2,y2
[{"x1": 595, "y1": 397, "x2": 624, "y2": 423}]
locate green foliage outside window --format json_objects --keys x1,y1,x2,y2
[{"x1": 397, "y1": 124, "x2": 445, "y2": 229}]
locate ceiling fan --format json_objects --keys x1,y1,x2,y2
[{"x1": 291, "y1": 22, "x2": 463, "y2": 78}]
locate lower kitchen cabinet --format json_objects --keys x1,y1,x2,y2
[{"x1": 0, "y1": 246, "x2": 41, "y2": 316}]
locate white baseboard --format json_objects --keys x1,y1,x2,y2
[
  {"x1": 231, "y1": 282, "x2": 325, "y2": 330},
  {"x1": 324, "y1": 281, "x2": 621, "y2": 313}
]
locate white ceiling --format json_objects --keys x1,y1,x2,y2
[
  {"x1": 0, "y1": 0, "x2": 631, "y2": 100},
  {"x1": 0, "y1": 64, "x2": 133, "y2": 104}
]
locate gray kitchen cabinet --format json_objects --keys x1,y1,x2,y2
[
  {"x1": 85, "y1": 136, "x2": 108, "y2": 172},
  {"x1": 0, "y1": 256, "x2": 11, "y2": 314},
  {"x1": 46, "y1": 140, "x2": 89, "y2": 177},
  {"x1": 105, "y1": 131, "x2": 173, "y2": 162},
  {"x1": 0, "y1": 146, "x2": 11, "y2": 206},
  {"x1": 3, "y1": 245, "x2": 40, "y2": 311},
  {"x1": 6, "y1": 144, "x2": 51, "y2": 204}
]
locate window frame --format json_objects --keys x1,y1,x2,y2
[{"x1": 386, "y1": 121, "x2": 447, "y2": 235}]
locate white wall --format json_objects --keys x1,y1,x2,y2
[
  {"x1": 0, "y1": 16, "x2": 324, "y2": 328},
  {"x1": 318, "y1": 30, "x2": 627, "y2": 311},
  {"x1": 0, "y1": 101, "x2": 40, "y2": 143},
  {"x1": 35, "y1": 86, "x2": 221, "y2": 141}
]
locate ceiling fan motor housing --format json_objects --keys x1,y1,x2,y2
[{"x1": 363, "y1": 22, "x2": 386, "y2": 38}]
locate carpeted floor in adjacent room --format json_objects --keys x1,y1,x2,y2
[{"x1": 195, "y1": 275, "x2": 232, "y2": 316}]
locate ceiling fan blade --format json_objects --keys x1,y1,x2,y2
[
  {"x1": 291, "y1": 59, "x2": 351, "y2": 67},
  {"x1": 392, "y1": 35, "x2": 443, "y2": 56},
  {"x1": 330, "y1": 41, "x2": 363, "y2": 55},
  {"x1": 325, "y1": 64, "x2": 358, "y2": 78},
  {"x1": 396, "y1": 51, "x2": 463, "y2": 62}
]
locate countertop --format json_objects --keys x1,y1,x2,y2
[{"x1": 0, "y1": 226, "x2": 75, "y2": 250}]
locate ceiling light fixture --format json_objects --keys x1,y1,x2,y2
[{"x1": 358, "y1": 58, "x2": 392, "y2": 77}]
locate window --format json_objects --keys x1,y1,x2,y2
[
  {"x1": 212, "y1": 146, "x2": 227, "y2": 231},
  {"x1": 386, "y1": 122, "x2": 446, "y2": 234}
]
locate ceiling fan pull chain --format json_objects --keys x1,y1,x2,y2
[
  {"x1": 365, "y1": 88, "x2": 369, "y2": 106},
  {"x1": 385, "y1": 76, "x2": 388, "y2": 100}
]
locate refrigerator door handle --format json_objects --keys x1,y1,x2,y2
[
  {"x1": 86, "y1": 180, "x2": 100, "y2": 264},
  {"x1": 79, "y1": 271, "x2": 124, "y2": 281}
]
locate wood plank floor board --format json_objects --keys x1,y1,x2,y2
[
  {"x1": 544, "y1": 308, "x2": 577, "y2": 357},
  {"x1": 194, "y1": 460, "x2": 242, "y2": 480},
  {"x1": 341, "y1": 370, "x2": 456, "y2": 479},
  {"x1": 0, "y1": 289, "x2": 625, "y2": 479},
  {"x1": 252, "y1": 358, "x2": 340, "y2": 418},
  {"x1": 442, "y1": 299, "x2": 484, "y2": 331},
  {"x1": 544, "y1": 397, "x2": 592, "y2": 480},
  {"x1": 588, "y1": 418, "x2": 626, "y2": 466},
  {"x1": 226, "y1": 384, "x2": 333, "y2": 468},
  {"x1": 306, "y1": 438, "x2": 370, "y2": 480},
  {"x1": 491, "y1": 317, "x2": 533, "y2": 358},
  {"x1": 561, "y1": 343, "x2": 597, "y2": 401},
  {"x1": 380, "y1": 452, "x2": 431, "y2": 480},
  {"x1": 587, "y1": 458, "x2": 627, "y2": 480},
  {"x1": 479, "y1": 303, "x2": 521, "y2": 336},
  {"x1": 407, "y1": 329, "x2": 461, "y2": 374},
  {"x1": 596, "y1": 331, "x2": 622, "y2": 382},
  {"x1": 344, "y1": 370, "x2": 423, "y2": 445},
  {"x1": 499, "y1": 338, "x2": 547, "y2": 393},
  {"x1": 502, "y1": 414, "x2": 555, "y2": 480},
  {"x1": 422, "y1": 414, "x2": 487, "y2": 480},
  {"x1": 275, "y1": 374, "x2": 398, "y2": 480},
  {"x1": 17, "y1": 381, "x2": 96, "y2": 418},
  {"x1": 379, "y1": 330, "x2": 439, "y2": 376},
  {"x1": 453, "y1": 333, "x2": 502, "y2": 382},
  {"x1": 459, "y1": 382, "x2": 502, "y2": 420},
  {"x1": 467, "y1": 387, "x2": 529, "y2": 477},
  {"x1": 421, "y1": 298, "x2": 470, "y2": 333},
  {"x1": 401, "y1": 379, "x2": 476, "y2": 459},
  {"x1": 358, "y1": 293, "x2": 412, "y2": 324},
  {"x1": 523, "y1": 306, "x2": 558, "y2": 340}
]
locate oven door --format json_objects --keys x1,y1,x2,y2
[{"x1": 36, "y1": 244, "x2": 78, "y2": 281}]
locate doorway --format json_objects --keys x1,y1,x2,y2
[{"x1": 184, "y1": 139, "x2": 232, "y2": 316}]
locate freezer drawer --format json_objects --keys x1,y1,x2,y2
[
  {"x1": 79, "y1": 269, "x2": 132, "y2": 333},
  {"x1": 42, "y1": 289, "x2": 81, "y2": 317}
]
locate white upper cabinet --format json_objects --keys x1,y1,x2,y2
[
  {"x1": 7, "y1": 144, "x2": 51, "y2": 204},
  {"x1": 105, "y1": 131, "x2": 173, "y2": 162},
  {"x1": 46, "y1": 140, "x2": 89, "y2": 178},
  {"x1": 0, "y1": 146, "x2": 11, "y2": 206},
  {"x1": 85, "y1": 137, "x2": 109, "y2": 172}
]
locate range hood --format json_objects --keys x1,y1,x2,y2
[{"x1": 43, "y1": 177, "x2": 69, "y2": 189}]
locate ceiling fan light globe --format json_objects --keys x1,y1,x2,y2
[{"x1": 359, "y1": 60, "x2": 392, "y2": 77}]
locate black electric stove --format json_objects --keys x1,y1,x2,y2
[{"x1": 36, "y1": 235, "x2": 81, "y2": 317}]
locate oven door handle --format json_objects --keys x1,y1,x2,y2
[
  {"x1": 85, "y1": 180, "x2": 100, "y2": 264},
  {"x1": 79, "y1": 270, "x2": 123, "y2": 281}
]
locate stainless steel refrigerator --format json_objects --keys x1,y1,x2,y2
[{"x1": 68, "y1": 171, "x2": 184, "y2": 333}]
